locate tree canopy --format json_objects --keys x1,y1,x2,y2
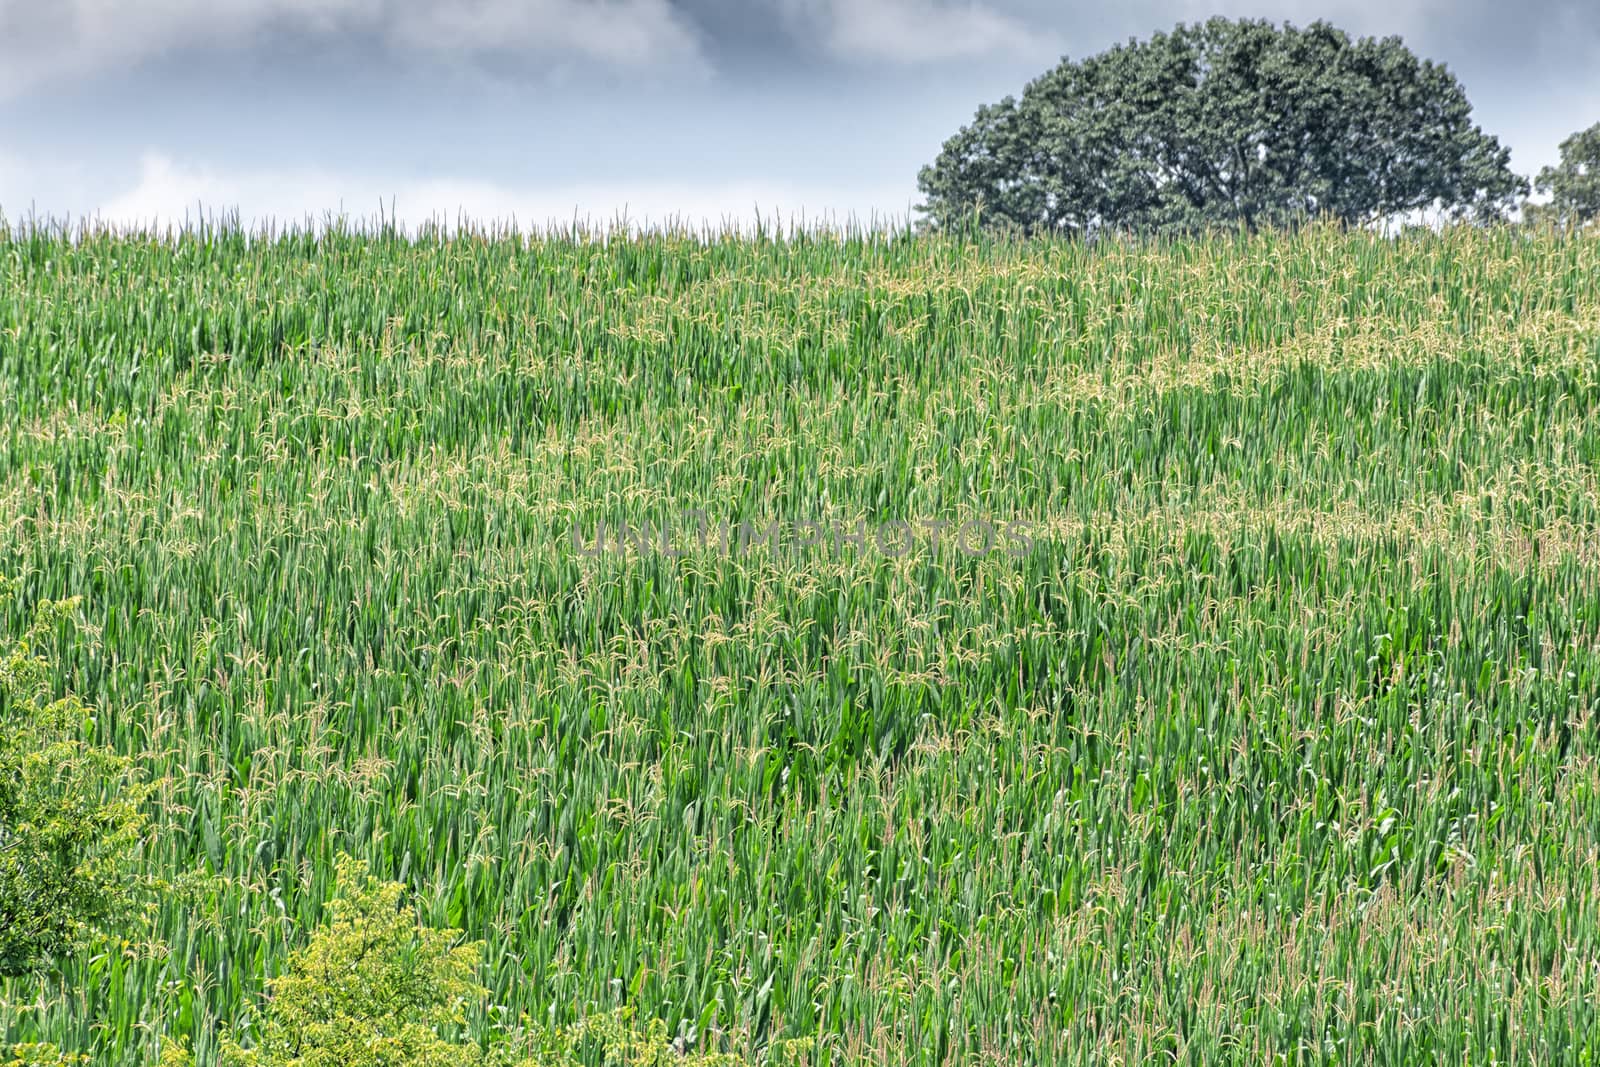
[
  {"x1": 1528, "y1": 121, "x2": 1600, "y2": 230},
  {"x1": 916, "y1": 18, "x2": 1527, "y2": 237}
]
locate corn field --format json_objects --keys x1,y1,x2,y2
[{"x1": 2, "y1": 218, "x2": 1600, "y2": 1065}]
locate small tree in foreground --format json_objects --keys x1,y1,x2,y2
[
  {"x1": 0, "y1": 576, "x2": 148, "y2": 980},
  {"x1": 217, "y1": 854, "x2": 483, "y2": 1067},
  {"x1": 162, "y1": 855, "x2": 813, "y2": 1067}
]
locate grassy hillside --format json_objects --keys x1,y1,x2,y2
[{"x1": 3, "y1": 220, "x2": 1600, "y2": 1065}]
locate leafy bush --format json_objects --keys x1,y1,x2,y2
[
  {"x1": 164, "y1": 856, "x2": 811, "y2": 1067},
  {"x1": 1, "y1": 1046, "x2": 89, "y2": 1067},
  {"x1": 207, "y1": 854, "x2": 482, "y2": 1067},
  {"x1": 0, "y1": 576, "x2": 149, "y2": 979}
]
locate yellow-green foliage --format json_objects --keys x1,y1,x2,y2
[
  {"x1": 0, "y1": 1046, "x2": 89, "y2": 1067},
  {"x1": 0, "y1": 577, "x2": 148, "y2": 978},
  {"x1": 160, "y1": 858, "x2": 809, "y2": 1067},
  {"x1": 217, "y1": 854, "x2": 483, "y2": 1067}
]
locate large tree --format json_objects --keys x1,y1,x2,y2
[
  {"x1": 1526, "y1": 122, "x2": 1600, "y2": 230},
  {"x1": 917, "y1": 18, "x2": 1527, "y2": 237}
]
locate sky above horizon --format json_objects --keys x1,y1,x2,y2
[{"x1": 2, "y1": 0, "x2": 1598, "y2": 233}]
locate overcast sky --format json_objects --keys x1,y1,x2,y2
[{"x1": 1, "y1": 0, "x2": 1597, "y2": 233}]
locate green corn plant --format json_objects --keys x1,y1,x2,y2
[{"x1": 1, "y1": 217, "x2": 1599, "y2": 1065}]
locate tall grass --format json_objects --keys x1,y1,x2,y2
[{"x1": 2, "y1": 217, "x2": 1600, "y2": 1065}]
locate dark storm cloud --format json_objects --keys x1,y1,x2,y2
[
  {"x1": 4, "y1": 0, "x2": 1596, "y2": 100},
  {"x1": 662, "y1": 0, "x2": 1600, "y2": 92},
  {"x1": 663, "y1": 0, "x2": 797, "y2": 64}
]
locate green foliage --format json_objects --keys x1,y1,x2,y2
[
  {"x1": 217, "y1": 854, "x2": 483, "y2": 1067},
  {"x1": 1529, "y1": 121, "x2": 1600, "y2": 230},
  {"x1": 0, "y1": 577, "x2": 148, "y2": 979},
  {"x1": 917, "y1": 17, "x2": 1528, "y2": 235}
]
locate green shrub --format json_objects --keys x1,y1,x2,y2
[
  {"x1": 1, "y1": 1046, "x2": 89, "y2": 1067},
  {"x1": 213, "y1": 854, "x2": 483, "y2": 1067},
  {"x1": 0, "y1": 576, "x2": 149, "y2": 979},
  {"x1": 173, "y1": 856, "x2": 809, "y2": 1067}
]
